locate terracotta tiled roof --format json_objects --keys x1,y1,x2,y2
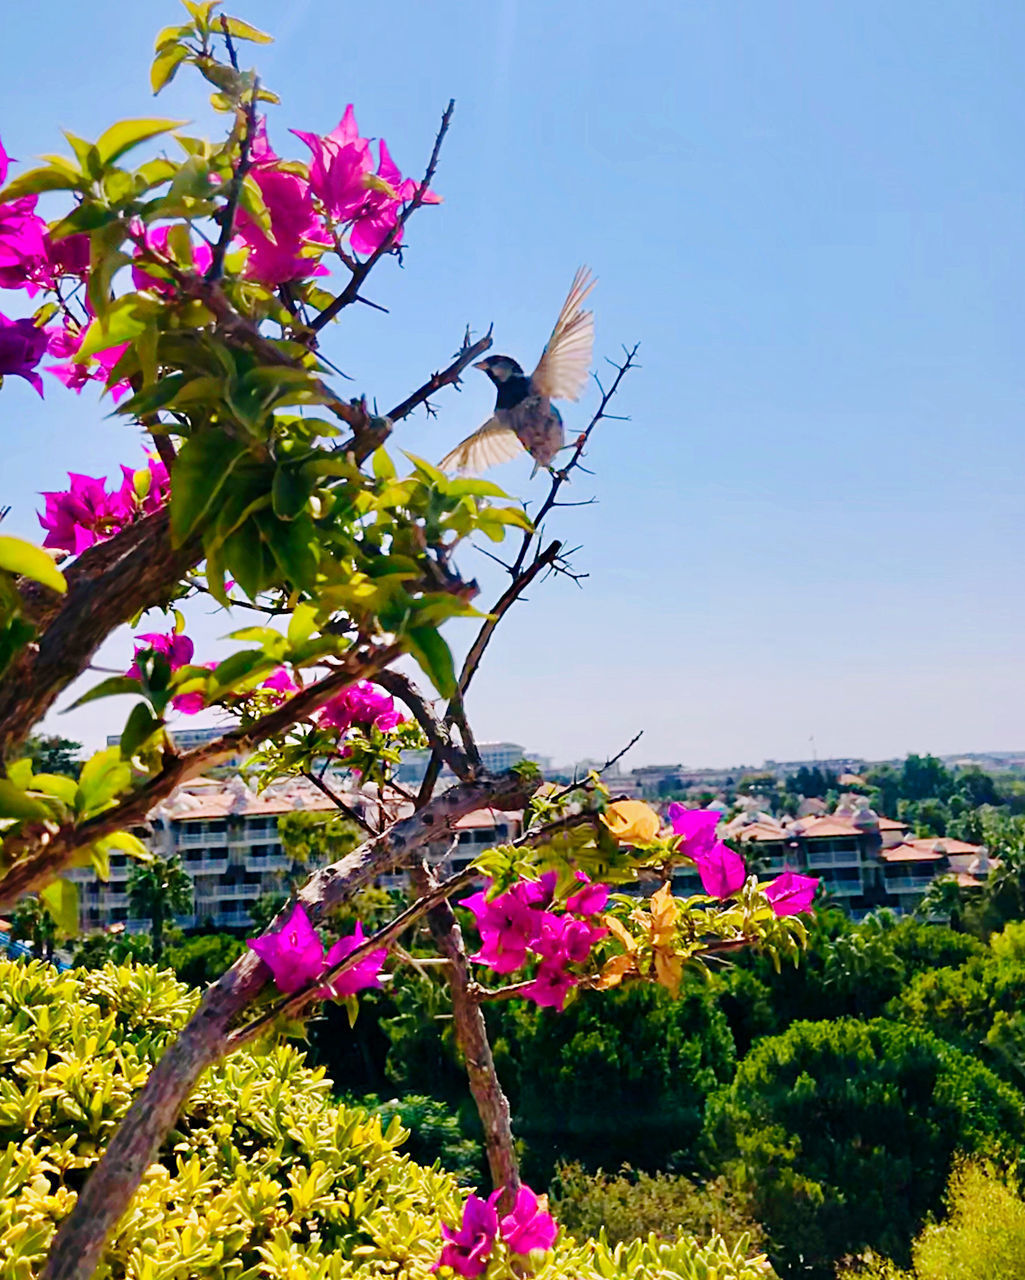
[
  {"x1": 738, "y1": 822, "x2": 789, "y2": 843},
  {"x1": 452, "y1": 809, "x2": 521, "y2": 830},
  {"x1": 877, "y1": 817, "x2": 907, "y2": 831},
  {"x1": 882, "y1": 843, "x2": 946, "y2": 863},
  {"x1": 954, "y1": 871, "x2": 984, "y2": 888},
  {"x1": 798, "y1": 818, "x2": 863, "y2": 839}
]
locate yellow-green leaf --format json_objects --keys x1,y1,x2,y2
[
  {"x1": 0, "y1": 536, "x2": 66, "y2": 594},
  {"x1": 95, "y1": 118, "x2": 187, "y2": 167},
  {"x1": 41, "y1": 878, "x2": 79, "y2": 937}
]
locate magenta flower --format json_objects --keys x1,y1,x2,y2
[
  {"x1": 317, "y1": 921, "x2": 387, "y2": 999},
  {"x1": 38, "y1": 473, "x2": 125, "y2": 552},
  {"x1": 169, "y1": 690, "x2": 205, "y2": 715},
  {"x1": 0, "y1": 135, "x2": 8, "y2": 186},
  {"x1": 0, "y1": 311, "x2": 48, "y2": 394},
  {"x1": 435, "y1": 1192, "x2": 500, "y2": 1277},
  {"x1": 764, "y1": 869, "x2": 819, "y2": 917},
  {"x1": 668, "y1": 804, "x2": 721, "y2": 860},
  {"x1": 566, "y1": 873, "x2": 609, "y2": 917},
  {"x1": 533, "y1": 915, "x2": 606, "y2": 967},
  {"x1": 522, "y1": 961, "x2": 578, "y2": 1011},
  {"x1": 261, "y1": 667, "x2": 298, "y2": 702},
  {"x1": 248, "y1": 901, "x2": 325, "y2": 994},
  {"x1": 46, "y1": 231, "x2": 90, "y2": 280},
  {"x1": 319, "y1": 680, "x2": 403, "y2": 733},
  {"x1": 131, "y1": 223, "x2": 213, "y2": 294},
  {"x1": 693, "y1": 840, "x2": 747, "y2": 899},
  {"x1": 499, "y1": 1185, "x2": 558, "y2": 1256},
  {"x1": 115, "y1": 455, "x2": 170, "y2": 517},
  {"x1": 46, "y1": 318, "x2": 130, "y2": 401},
  {"x1": 292, "y1": 105, "x2": 373, "y2": 221},
  {"x1": 462, "y1": 887, "x2": 549, "y2": 974},
  {"x1": 0, "y1": 197, "x2": 49, "y2": 292},
  {"x1": 236, "y1": 166, "x2": 330, "y2": 286},
  {"x1": 127, "y1": 630, "x2": 194, "y2": 679}
]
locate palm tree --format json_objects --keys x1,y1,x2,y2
[
  {"x1": 10, "y1": 894, "x2": 57, "y2": 961},
  {"x1": 127, "y1": 854, "x2": 193, "y2": 962}
]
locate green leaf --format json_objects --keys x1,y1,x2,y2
[
  {"x1": 102, "y1": 829, "x2": 151, "y2": 860},
  {"x1": 171, "y1": 431, "x2": 252, "y2": 545},
  {"x1": 287, "y1": 602, "x2": 317, "y2": 649},
  {"x1": 258, "y1": 511, "x2": 317, "y2": 589},
  {"x1": 403, "y1": 452, "x2": 448, "y2": 486},
  {"x1": 40, "y1": 879, "x2": 79, "y2": 937},
  {"x1": 95, "y1": 118, "x2": 187, "y2": 167},
  {"x1": 67, "y1": 675, "x2": 140, "y2": 711},
  {"x1": 271, "y1": 466, "x2": 312, "y2": 521},
  {"x1": 406, "y1": 626, "x2": 457, "y2": 698},
  {"x1": 0, "y1": 779, "x2": 52, "y2": 821},
  {"x1": 119, "y1": 702, "x2": 165, "y2": 760},
  {"x1": 31, "y1": 774, "x2": 79, "y2": 806},
  {"x1": 0, "y1": 537, "x2": 66, "y2": 594},
  {"x1": 221, "y1": 15, "x2": 273, "y2": 43},
  {"x1": 0, "y1": 167, "x2": 81, "y2": 203},
  {"x1": 151, "y1": 46, "x2": 189, "y2": 94},
  {"x1": 76, "y1": 296, "x2": 152, "y2": 358},
  {"x1": 372, "y1": 448, "x2": 397, "y2": 481},
  {"x1": 75, "y1": 747, "x2": 131, "y2": 820}
]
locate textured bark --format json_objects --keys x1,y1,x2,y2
[
  {"x1": 412, "y1": 863, "x2": 521, "y2": 1204},
  {"x1": 0, "y1": 508, "x2": 200, "y2": 757},
  {"x1": 41, "y1": 771, "x2": 532, "y2": 1280}
]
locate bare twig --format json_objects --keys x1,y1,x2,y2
[
  {"x1": 386, "y1": 325, "x2": 494, "y2": 423},
  {"x1": 207, "y1": 81, "x2": 260, "y2": 282},
  {"x1": 373, "y1": 670, "x2": 470, "y2": 779},
  {"x1": 312, "y1": 100, "x2": 455, "y2": 333},
  {"x1": 301, "y1": 770, "x2": 377, "y2": 836}
]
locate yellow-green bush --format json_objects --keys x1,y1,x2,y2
[
  {"x1": 845, "y1": 1161, "x2": 1025, "y2": 1280},
  {"x1": 0, "y1": 959, "x2": 774, "y2": 1279}
]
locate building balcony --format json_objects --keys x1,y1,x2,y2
[
  {"x1": 184, "y1": 857, "x2": 230, "y2": 875},
  {"x1": 177, "y1": 828, "x2": 227, "y2": 845},
  {"x1": 821, "y1": 879, "x2": 863, "y2": 896},
  {"x1": 244, "y1": 855, "x2": 290, "y2": 873}
]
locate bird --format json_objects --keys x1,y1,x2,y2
[{"x1": 439, "y1": 267, "x2": 596, "y2": 476}]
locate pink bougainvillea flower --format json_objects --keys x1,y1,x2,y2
[
  {"x1": 461, "y1": 884, "x2": 548, "y2": 975},
  {"x1": 262, "y1": 667, "x2": 298, "y2": 697},
  {"x1": 317, "y1": 920, "x2": 388, "y2": 1000},
  {"x1": 46, "y1": 231, "x2": 90, "y2": 280},
  {"x1": 115, "y1": 454, "x2": 170, "y2": 517},
  {"x1": 292, "y1": 105, "x2": 372, "y2": 220},
  {"x1": 0, "y1": 197, "x2": 49, "y2": 292},
  {"x1": 169, "y1": 690, "x2": 206, "y2": 715},
  {"x1": 131, "y1": 223, "x2": 213, "y2": 294},
  {"x1": 38, "y1": 473, "x2": 123, "y2": 553},
  {"x1": 764, "y1": 869, "x2": 819, "y2": 917},
  {"x1": 532, "y1": 914, "x2": 606, "y2": 967},
  {"x1": 693, "y1": 840, "x2": 747, "y2": 899},
  {"x1": 248, "y1": 901, "x2": 325, "y2": 994},
  {"x1": 0, "y1": 311, "x2": 48, "y2": 394},
  {"x1": 0, "y1": 134, "x2": 8, "y2": 186},
  {"x1": 319, "y1": 680, "x2": 403, "y2": 734},
  {"x1": 435, "y1": 1191, "x2": 500, "y2": 1277},
  {"x1": 522, "y1": 960, "x2": 578, "y2": 1011},
  {"x1": 499, "y1": 1185, "x2": 558, "y2": 1255},
  {"x1": 127, "y1": 630, "x2": 195, "y2": 679},
  {"x1": 668, "y1": 804, "x2": 721, "y2": 860},
  {"x1": 566, "y1": 873, "x2": 609, "y2": 917},
  {"x1": 236, "y1": 166, "x2": 330, "y2": 285},
  {"x1": 46, "y1": 318, "x2": 130, "y2": 401}
]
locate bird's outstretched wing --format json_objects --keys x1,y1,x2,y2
[
  {"x1": 530, "y1": 266, "x2": 596, "y2": 402},
  {"x1": 438, "y1": 417, "x2": 524, "y2": 474}
]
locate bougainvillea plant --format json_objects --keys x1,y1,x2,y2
[{"x1": 0, "y1": 6, "x2": 816, "y2": 1278}]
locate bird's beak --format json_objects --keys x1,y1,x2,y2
[{"x1": 473, "y1": 360, "x2": 489, "y2": 371}]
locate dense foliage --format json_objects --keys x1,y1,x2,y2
[{"x1": 0, "y1": 959, "x2": 775, "y2": 1280}]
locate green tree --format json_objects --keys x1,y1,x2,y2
[
  {"x1": 24, "y1": 735, "x2": 83, "y2": 779},
  {"x1": 704, "y1": 1017, "x2": 1025, "y2": 1278},
  {"x1": 126, "y1": 854, "x2": 193, "y2": 963},
  {"x1": 9, "y1": 894, "x2": 57, "y2": 961},
  {"x1": 163, "y1": 932, "x2": 245, "y2": 987}
]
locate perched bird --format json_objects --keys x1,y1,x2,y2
[{"x1": 439, "y1": 267, "x2": 596, "y2": 475}]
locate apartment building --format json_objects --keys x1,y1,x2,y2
[
  {"x1": 69, "y1": 775, "x2": 522, "y2": 934},
  {"x1": 730, "y1": 802, "x2": 989, "y2": 918}
]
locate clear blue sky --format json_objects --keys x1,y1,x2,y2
[{"x1": 3, "y1": 0, "x2": 1024, "y2": 769}]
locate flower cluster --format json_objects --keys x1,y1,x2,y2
[
  {"x1": 461, "y1": 872, "x2": 609, "y2": 1011},
  {"x1": 318, "y1": 679, "x2": 403, "y2": 734},
  {"x1": 125, "y1": 628, "x2": 216, "y2": 715},
  {"x1": 38, "y1": 455, "x2": 169, "y2": 555},
  {"x1": 668, "y1": 803, "x2": 819, "y2": 914},
  {"x1": 436, "y1": 1184, "x2": 557, "y2": 1277},
  {"x1": 248, "y1": 902, "x2": 387, "y2": 998}
]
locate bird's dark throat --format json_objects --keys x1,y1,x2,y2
[{"x1": 494, "y1": 374, "x2": 532, "y2": 410}]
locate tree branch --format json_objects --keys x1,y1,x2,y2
[
  {"x1": 385, "y1": 325, "x2": 493, "y2": 424},
  {"x1": 206, "y1": 80, "x2": 259, "y2": 282},
  {"x1": 41, "y1": 768, "x2": 537, "y2": 1280},
  {"x1": 372, "y1": 670, "x2": 471, "y2": 779}
]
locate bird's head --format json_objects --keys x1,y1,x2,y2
[{"x1": 474, "y1": 355, "x2": 525, "y2": 384}]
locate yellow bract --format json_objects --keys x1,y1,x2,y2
[{"x1": 601, "y1": 800, "x2": 661, "y2": 845}]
